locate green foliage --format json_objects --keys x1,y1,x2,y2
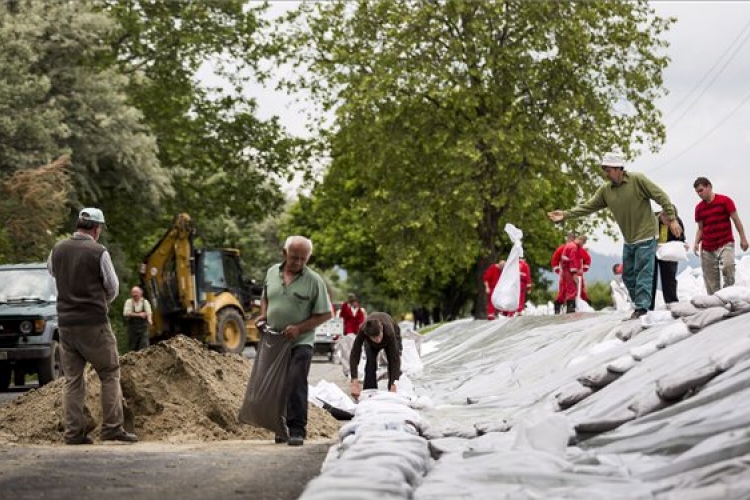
[
  {"x1": 585, "y1": 281, "x2": 614, "y2": 311},
  {"x1": 98, "y1": 0, "x2": 309, "y2": 279},
  {"x1": 277, "y1": 0, "x2": 672, "y2": 316},
  {"x1": 0, "y1": 0, "x2": 168, "y2": 266}
]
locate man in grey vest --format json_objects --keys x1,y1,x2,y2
[{"x1": 48, "y1": 208, "x2": 138, "y2": 444}]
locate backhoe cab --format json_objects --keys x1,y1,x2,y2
[{"x1": 139, "y1": 213, "x2": 261, "y2": 353}]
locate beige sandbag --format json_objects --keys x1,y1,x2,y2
[
  {"x1": 691, "y1": 295, "x2": 725, "y2": 308},
  {"x1": 668, "y1": 301, "x2": 700, "y2": 318},
  {"x1": 684, "y1": 306, "x2": 730, "y2": 332}
]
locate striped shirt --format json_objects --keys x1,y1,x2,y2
[{"x1": 695, "y1": 194, "x2": 737, "y2": 252}]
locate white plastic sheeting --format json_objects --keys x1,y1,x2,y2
[
  {"x1": 492, "y1": 223, "x2": 523, "y2": 312},
  {"x1": 305, "y1": 286, "x2": 750, "y2": 499}
]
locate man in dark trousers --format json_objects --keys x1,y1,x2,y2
[
  {"x1": 47, "y1": 208, "x2": 138, "y2": 444},
  {"x1": 349, "y1": 312, "x2": 402, "y2": 400},
  {"x1": 651, "y1": 210, "x2": 686, "y2": 309}
]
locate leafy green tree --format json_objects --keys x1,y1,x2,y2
[
  {"x1": 585, "y1": 281, "x2": 615, "y2": 311},
  {"x1": 0, "y1": 0, "x2": 169, "y2": 267},
  {"x1": 278, "y1": 0, "x2": 672, "y2": 317},
  {"x1": 98, "y1": 0, "x2": 310, "y2": 273}
]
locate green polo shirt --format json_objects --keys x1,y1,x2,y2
[
  {"x1": 565, "y1": 171, "x2": 676, "y2": 244},
  {"x1": 263, "y1": 263, "x2": 331, "y2": 347}
]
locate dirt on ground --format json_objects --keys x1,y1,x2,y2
[{"x1": 0, "y1": 335, "x2": 340, "y2": 445}]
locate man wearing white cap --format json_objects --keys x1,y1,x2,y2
[
  {"x1": 547, "y1": 152, "x2": 682, "y2": 319},
  {"x1": 48, "y1": 208, "x2": 138, "y2": 444}
]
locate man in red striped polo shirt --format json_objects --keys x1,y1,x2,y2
[{"x1": 693, "y1": 177, "x2": 749, "y2": 295}]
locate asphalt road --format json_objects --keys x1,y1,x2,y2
[{"x1": 0, "y1": 354, "x2": 348, "y2": 500}]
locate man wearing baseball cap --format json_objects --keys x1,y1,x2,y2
[
  {"x1": 47, "y1": 208, "x2": 138, "y2": 444},
  {"x1": 547, "y1": 152, "x2": 682, "y2": 320}
]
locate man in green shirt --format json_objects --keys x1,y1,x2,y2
[
  {"x1": 256, "y1": 236, "x2": 332, "y2": 446},
  {"x1": 547, "y1": 152, "x2": 682, "y2": 319}
]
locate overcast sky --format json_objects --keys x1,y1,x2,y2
[{"x1": 231, "y1": 1, "x2": 750, "y2": 257}]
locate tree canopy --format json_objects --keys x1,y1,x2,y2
[{"x1": 277, "y1": 0, "x2": 672, "y2": 317}]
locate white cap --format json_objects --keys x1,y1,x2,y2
[
  {"x1": 79, "y1": 207, "x2": 106, "y2": 224},
  {"x1": 600, "y1": 152, "x2": 625, "y2": 168}
]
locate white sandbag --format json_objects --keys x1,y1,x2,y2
[
  {"x1": 607, "y1": 355, "x2": 638, "y2": 374},
  {"x1": 684, "y1": 306, "x2": 730, "y2": 332},
  {"x1": 668, "y1": 301, "x2": 700, "y2": 318},
  {"x1": 492, "y1": 224, "x2": 523, "y2": 312},
  {"x1": 308, "y1": 380, "x2": 357, "y2": 413},
  {"x1": 555, "y1": 382, "x2": 594, "y2": 410},
  {"x1": 613, "y1": 320, "x2": 644, "y2": 341},
  {"x1": 630, "y1": 341, "x2": 660, "y2": 361},
  {"x1": 611, "y1": 278, "x2": 633, "y2": 312},
  {"x1": 691, "y1": 295, "x2": 726, "y2": 308},
  {"x1": 574, "y1": 409, "x2": 636, "y2": 434},
  {"x1": 677, "y1": 266, "x2": 707, "y2": 302},
  {"x1": 628, "y1": 389, "x2": 670, "y2": 417},
  {"x1": 655, "y1": 321, "x2": 691, "y2": 348},
  {"x1": 656, "y1": 241, "x2": 688, "y2": 262},
  {"x1": 576, "y1": 279, "x2": 594, "y2": 313},
  {"x1": 710, "y1": 337, "x2": 750, "y2": 371},
  {"x1": 656, "y1": 364, "x2": 721, "y2": 401},
  {"x1": 640, "y1": 310, "x2": 674, "y2": 328},
  {"x1": 577, "y1": 367, "x2": 622, "y2": 389},
  {"x1": 714, "y1": 285, "x2": 750, "y2": 303}
]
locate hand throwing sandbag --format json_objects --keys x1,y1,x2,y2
[
  {"x1": 656, "y1": 241, "x2": 688, "y2": 262},
  {"x1": 238, "y1": 331, "x2": 292, "y2": 437}
]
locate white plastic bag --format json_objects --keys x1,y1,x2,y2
[
  {"x1": 656, "y1": 241, "x2": 688, "y2": 262},
  {"x1": 575, "y1": 279, "x2": 594, "y2": 313},
  {"x1": 492, "y1": 224, "x2": 523, "y2": 312}
]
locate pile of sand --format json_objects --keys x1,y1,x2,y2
[{"x1": 0, "y1": 335, "x2": 339, "y2": 444}]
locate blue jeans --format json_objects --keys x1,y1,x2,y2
[{"x1": 622, "y1": 238, "x2": 657, "y2": 311}]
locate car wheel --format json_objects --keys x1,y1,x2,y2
[
  {"x1": 0, "y1": 362, "x2": 12, "y2": 391},
  {"x1": 38, "y1": 340, "x2": 62, "y2": 386}
]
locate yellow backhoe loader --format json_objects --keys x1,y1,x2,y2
[{"x1": 139, "y1": 213, "x2": 261, "y2": 353}]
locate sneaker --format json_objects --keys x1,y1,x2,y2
[
  {"x1": 64, "y1": 434, "x2": 94, "y2": 445},
  {"x1": 274, "y1": 434, "x2": 288, "y2": 444},
  {"x1": 629, "y1": 309, "x2": 647, "y2": 320},
  {"x1": 288, "y1": 435, "x2": 304, "y2": 446},
  {"x1": 101, "y1": 430, "x2": 139, "y2": 443}
]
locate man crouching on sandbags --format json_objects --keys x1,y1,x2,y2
[{"x1": 349, "y1": 312, "x2": 402, "y2": 400}]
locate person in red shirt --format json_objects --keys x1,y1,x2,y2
[
  {"x1": 483, "y1": 260, "x2": 505, "y2": 320},
  {"x1": 560, "y1": 239, "x2": 583, "y2": 313},
  {"x1": 339, "y1": 293, "x2": 366, "y2": 335},
  {"x1": 518, "y1": 258, "x2": 532, "y2": 314},
  {"x1": 693, "y1": 177, "x2": 749, "y2": 294},
  {"x1": 551, "y1": 232, "x2": 575, "y2": 314},
  {"x1": 577, "y1": 235, "x2": 591, "y2": 302}
]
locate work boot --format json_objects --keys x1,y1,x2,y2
[
  {"x1": 64, "y1": 434, "x2": 94, "y2": 445},
  {"x1": 566, "y1": 300, "x2": 576, "y2": 314},
  {"x1": 288, "y1": 435, "x2": 304, "y2": 446},
  {"x1": 274, "y1": 434, "x2": 288, "y2": 444},
  {"x1": 101, "y1": 430, "x2": 139, "y2": 443},
  {"x1": 553, "y1": 301, "x2": 562, "y2": 314}
]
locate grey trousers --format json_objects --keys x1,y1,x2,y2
[
  {"x1": 59, "y1": 322, "x2": 124, "y2": 440},
  {"x1": 701, "y1": 243, "x2": 735, "y2": 295}
]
